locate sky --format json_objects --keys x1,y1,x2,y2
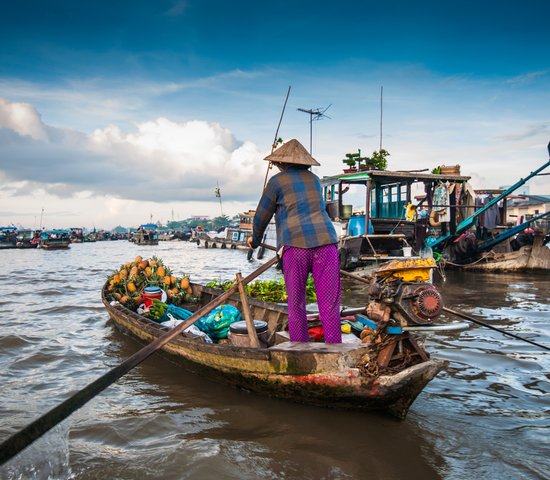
[{"x1": 1, "y1": 0, "x2": 549, "y2": 230}]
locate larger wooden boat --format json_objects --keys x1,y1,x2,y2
[
  {"x1": 321, "y1": 144, "x2": 550, "y2": 273},
  {"x1": 102, "y1": 281, "x2": 447, "y2": 419}
]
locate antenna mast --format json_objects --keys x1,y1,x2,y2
[
  {"x1": 297, "y1": 105, "x2": 331, "y2": 155},
  {"x1": 379, "y1": 85, "x2": 383, "y2": 150}
]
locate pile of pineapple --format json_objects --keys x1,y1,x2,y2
[{"x1": 106, "y1": 256, "x2": 193, "y2": 311}]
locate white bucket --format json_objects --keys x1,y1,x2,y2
[{"x1": 402, "y1": 246, "x2": 413, "y2": 257}]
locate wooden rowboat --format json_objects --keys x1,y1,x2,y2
[{"x1": 102, "y1": 282, "x2": 447, "y2": 419}]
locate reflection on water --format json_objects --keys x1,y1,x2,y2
[{"x1": 0, "y1": 241, "x2": 549, "y2": 479}]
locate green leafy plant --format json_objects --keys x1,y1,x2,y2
[
  {"x1": 367, "y1": 149, "x2": 390, "y2": 170},
  {"x1": 206, "y1": 277, "x2": 317, "y2": 303}
]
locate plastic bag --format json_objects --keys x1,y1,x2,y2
[
  {"x1": 159, "y1": 304, "x2": 193, "y2": 322},
  {"x1": 341, "y1": 333, "x2": 362, "y2": 344},
  {"x1": 194, "y1": 304, "x2": 242, "y2": 340},
  {"x1": 183, "y1": 324, "x2": 213, "y2": 343},
  {"x1": 160, "y1": 314, "x2": 213, "y2": 343}
]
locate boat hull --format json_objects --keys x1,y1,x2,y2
[
  {"x1": 457, "y1": 237, "x2": 550, "y2": 272},
  {"x1": 40, "y1": 241, "x2": 71, "y2": 250},
  {"x1": 102, "y1": 283, "x2": 446, "y2": 419}
]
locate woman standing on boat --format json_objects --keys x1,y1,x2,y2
[{"x1": 248, "y1": 139, "x2": 342, "y2": 344}]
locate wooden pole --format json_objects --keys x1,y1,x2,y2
[
  {"x1": 263, "y1": 85, "x2": 291, "y2": 190},
  {"x1": 235, "y1": 272, "x2": 260, "y2": 348}
]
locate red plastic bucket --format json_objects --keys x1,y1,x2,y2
[{"x1": 142, "y1": 286, "x2": 163, "y2": 307}]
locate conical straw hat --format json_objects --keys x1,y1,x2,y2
[{"x1": 264, "y1": 139, "x2": 320, "y2": 166}]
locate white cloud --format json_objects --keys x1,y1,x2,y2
[
  {"x1": 505, "y1": 69, "x2": 550, "y2": 86},
  {"x1": 0, "y1": 97, "x2": 266, "y2": 202},
  {"x1": 0, "y1": 97, "x2": 268, "y2": 228},
  {"x1": 0, "y1": 98, "x2": 48, "y2": 141}
]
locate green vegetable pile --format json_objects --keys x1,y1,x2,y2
[
  {"x1": 206, "y1": 276, "x2": 317, "y2": 303},
  {"x1": 147, "y1": 299, "x2": 168, "y2": 320}
]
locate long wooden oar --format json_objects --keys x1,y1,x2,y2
[
  {"x1": 0, "y1": 253, "x2": 280, "y2": 466},
  {"x1": 443, "y1": 307, "x2": 549, "y2": 351}
]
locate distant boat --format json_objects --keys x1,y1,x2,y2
[
  {"x1": 69, "y1": 227, "x2": 84, "y2": 243},
  {"x1": 16, "y1": 229, "x2": 39, "y2": 249},
  {"x1": 133, "y1": 224, "x2": 159, "y2": 246},
  {"x1": 196, "y1": 226, "x2": 252, "y2": 250},
  {"x1": 0, "y1": 227, "x2": 17, "y2": 249},
  {"x1": 193, "y1": 210, "x2": 275, "y2": 259},
  {"x1": 39, "y1": 230, "x2": 71, "y2": 250}
]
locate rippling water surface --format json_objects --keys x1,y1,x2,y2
[{"x1": 0, "y1": 241, "x2": 548, "y2": 479}]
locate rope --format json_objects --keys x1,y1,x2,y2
[
  {"x1": 365, "y1": 235, "x2": 378, "y2": 257},
  {"x1": 439, "y1": 250, "x2": 494, "y2": 268}
]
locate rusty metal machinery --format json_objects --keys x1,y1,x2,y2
[{"x1": 367, "y1": 257, "x2": 443, "y2": 326}]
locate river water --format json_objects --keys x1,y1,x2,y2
[{"x1": 0, "y1": 241, "x2": 548, "y2": 479}]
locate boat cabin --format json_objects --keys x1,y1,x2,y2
[{"x1": 321, "y1": 169, "x2": 471, "y2": 269}]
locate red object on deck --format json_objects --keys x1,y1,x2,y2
[
  {"x1": 142, "y1": 286, "x2": 163, "y2": 307},
  {"x1": 308, "y1": 325, "x2": 324, "y2": 342}
]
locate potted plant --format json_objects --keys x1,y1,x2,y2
[
  {"x1": 364, "y1": 149, "x2": 389, "y2": 170},
  {"x1": 342, "y1": 152, "x2": 359, "y2": 173},
  {"x1": 342, "y1": 148, "x2": 390, "y2": 172}
]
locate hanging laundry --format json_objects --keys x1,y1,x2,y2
[{"x1": 482, "y1": 195, "x2": 501, "y2": 230}]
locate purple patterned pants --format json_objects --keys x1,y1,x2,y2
[{"x1": 282, "y1": 244, "x2": 342, "y2": 343}]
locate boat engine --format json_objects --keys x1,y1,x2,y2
[{"x1": 367, "y1": 258, "x2": 443, "y2": 326}]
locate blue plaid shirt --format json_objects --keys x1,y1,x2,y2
[{"x1": 251, "y1": 167, "x2": 337, "y2": 249}]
